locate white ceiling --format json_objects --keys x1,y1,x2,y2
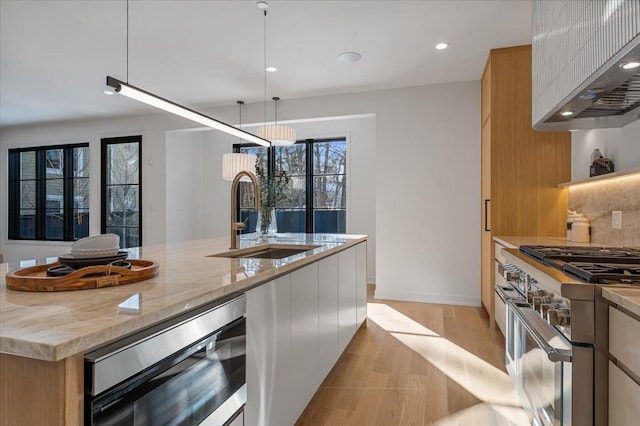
[{"x1": 0, "y1": 0, "x2": 532, "y2": 128}]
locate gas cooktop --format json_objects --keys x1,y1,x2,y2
[{"x1": 519, "y1": 245, "x2": 640, "y2": 284}]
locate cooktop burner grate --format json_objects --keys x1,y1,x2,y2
[
  {"x1": 562, "y1": 262, "x2": 640, "y2": 284},
  {"x1": 519, "y1": 245, "x2": 640, "y2": 265}
]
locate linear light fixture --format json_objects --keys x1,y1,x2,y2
[{"x1": 106, "y1": 76, "x2": 271, "y2": 147}]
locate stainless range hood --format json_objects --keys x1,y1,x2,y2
[{"x1": 534, "y1": 36, "x2": 640, "y2": 131}]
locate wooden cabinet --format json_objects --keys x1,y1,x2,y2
[
  {"x1": 480, "y1": 45, "x2": 571, "y2": 327},
  {"x1": 246, "y1": 275, "x2": 292, "y2": 426},
  {"x1": 290, "y1": 263, "x2": 320, "y2": 420}
]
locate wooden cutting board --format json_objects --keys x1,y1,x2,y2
[{"x1": 5, "y1": 259, "x2": 159, "y2": 292}]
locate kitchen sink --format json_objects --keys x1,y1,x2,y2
[{"x1": 208, "y1": 244, "x2": 321, "y2": 260}]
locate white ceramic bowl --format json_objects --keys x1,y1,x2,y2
[{"x1": 71, "y1": 234, "x2": 120, "y2": 257}]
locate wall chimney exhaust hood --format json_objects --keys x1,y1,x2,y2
[{"x1": 535, "y1": 37, "x2": 640, "y2": 131}]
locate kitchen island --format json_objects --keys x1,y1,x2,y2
[{"x1": 0, "y1": 233, "x2": 367, "y2": 425}]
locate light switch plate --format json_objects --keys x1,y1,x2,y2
[{"x1": 612, "y1": 211, "x2": 622, "y2": 229}]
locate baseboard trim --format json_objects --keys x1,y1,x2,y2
[{"x1": 373, "y1": 289, "x2": 480, "y2": 307}]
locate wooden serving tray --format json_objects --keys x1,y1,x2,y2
[{"x1": 5, "y1": 259, "x2": 159, "y2": 292}]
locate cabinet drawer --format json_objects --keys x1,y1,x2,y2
[
  {"x1": 494, "y1": 242, "x2": 507, "y2": 265},
  {"x1": 609, "y1": 361, "x2": 640, "y2": 426},
  {"x1": 609, "y1": 307, "x2": 640, "y2": 378}
]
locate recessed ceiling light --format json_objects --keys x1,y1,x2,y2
[
  {"x1": 338, "y1": 52, "x2": 362, "y2": 63},
  {"x1": 103, "y1": 90, "x2": 114, "y2": 95},
  {"x1": 435, "y1": 42, "x2": 448, "y2": 50},
  {"x1": 621, "y1": 61, "x2": 640, "y2": 70},
  {"x1": 560, "y1": 111, "x2": 574, "y2": 116},
  {"x1": 265, "y1": 66, "x2": 277, "y2": 72}
]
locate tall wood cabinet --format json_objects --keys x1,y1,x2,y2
[{"x1": 480, "y1": 45, "x2": 571, "y2": 326}]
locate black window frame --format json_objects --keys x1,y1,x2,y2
[
  {"x1": 8, "y1": 143, "x2": 90, "y2": 241},
  {"x1": 233, "y1": 137, "x2": 346, "y2": 234},
  {"x1": 101, "y1": 135, "x2": 142, "y2": 248}
]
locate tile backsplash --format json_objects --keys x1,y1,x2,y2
[{"x1": 568, "y1": 174, "x2": 640, "y2": 246}]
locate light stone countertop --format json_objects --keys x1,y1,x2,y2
[
  {"x1": 0, "y1": 233, "x2": 367, "y2": 361},
  {"x1": 493, "y1": 235, "x2": 600, "y2": 249},
  {"x1": 603, "y1": 288, "x2": 640, "y2": 318}
]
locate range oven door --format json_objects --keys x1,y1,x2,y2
[
  {"x1": 496, "y1": 283, "x2": 524, "y2": 380},
  {"x1": 506, "y1": 300, "x2": 573, "y2": 426}
]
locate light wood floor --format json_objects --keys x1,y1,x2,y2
[{"x1": 296, "y1": 285, "x2": 529, "y2": 426}]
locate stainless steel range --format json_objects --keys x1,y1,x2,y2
[{"x1": 496, "y1": 245, "x2": 640, "y2": 426}]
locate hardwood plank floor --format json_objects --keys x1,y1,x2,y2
[{"x1": 296, "y1": 285, "x2": 529, "y2": 425}]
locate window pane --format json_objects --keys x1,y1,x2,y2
[
  {"x1": 46, "y1": 149, "x2": 63, "y2": 177},
  {"x1": 45, "y1": 210, "x2": 64, "y2": 240},
  {"x1": 74, "y1": 146, "x2": 90, "y2": 177},
  {"x1": 239, "y1": 146, "x2": 267, "y2": 173},
  {"x1": 106, "y1": 226, "x2": 139, "y2": 249},
  {"x1": 73, "y1": 210, "x2": 90, "y2": 239},
  {"x1": 275, "y1": 209, "x2": 306, "y2": 233},
  {"x1": 107, "y1": 143, "x2": 139, "y2": 185},
  {"x1": 313, "y1": 175, "x2": 346, "y2": 208},
  {"x1": 20, "y1": 151, "x2": 36, "y2": 180},
  {"x1": 239, "y1": 181, "x2": 258, "y2": 209},
  {"x1": 74, "y1": 178, "x2": 90, "y2": 209},
  {"x1": 46, "y1": 179, "x2": 64, "y2": 211},
  {"x1": 314, "y1": 210, "x2": 346, "y2": 233},
  {"x1": 312, "y1": 141, "x2": 346, "y2": 175},
  {"x1": 275, "y1": 144, "x2": 306, "y2": 174},
  {"x1": 20, "y1": 181, "x2": 36, "y2": 209},
  {"x1": 277, "y1": 176, "x2": 306, "y2": 208},
  {"x1": 106, "y1": 186, "x2": 139, "y2": 226},
  {"x1": 19, "y1": 209, "x2": 36, "y2": 238}
]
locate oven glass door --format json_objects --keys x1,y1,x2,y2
[
  {"x1": 89, "y1": 318, "x2": 246, "y2": 426},
  {"x1": 514, "y1": 312, "x2": 571, "y2": 426}
]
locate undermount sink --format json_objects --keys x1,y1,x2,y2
[{"x1": 208, "y1": 244, "x2": 321, "y2": 260}]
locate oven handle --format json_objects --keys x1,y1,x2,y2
[
  {"x1": 507, "y1": 299, "x2": 572, "y2": 363},
  {"x1": 495, "y1": 284, "x2": 525, "y2": 303}
]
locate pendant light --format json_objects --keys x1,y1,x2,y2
[
  {"x1": 105, "y1": 1, "x2": 270, "y2": 147},
  {"x1": 257, "y1": 97, "x2": 296, "y2": 146},
  {"x1": 255, "y1": 1, "x2": 296, "y2": 146},
  {"x1": 222, "y1": 101, "x2": 257, "y2": 182}
]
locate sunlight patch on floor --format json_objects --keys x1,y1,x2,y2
[
  {"x1": 429, "y1": 402, "x2": 530, "y2": 426},
  {"x1": 367, "y1": 302, "x2": 529, "y2": 424}
]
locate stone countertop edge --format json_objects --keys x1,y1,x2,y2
[
  {"x1": 602, "y1": 287, "x2": 640, "y2": 318},
  {"x1": 0, "y1": 234, "x2": 367, "y2": 362}
]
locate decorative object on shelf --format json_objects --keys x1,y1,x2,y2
[
  {"x1": 104, "y1": 1, "x2": 270, "y2": 147},
  {"x1": 589, "y1": 148, "x2": 615, "y2": 177},
  {"x1": 255, "y1": 2, "x2": 296, "y2": 146},
  {"x1": 255, "y1": 156, "x2": 290, "y2": 235}
]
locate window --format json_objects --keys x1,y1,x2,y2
[
  {"x1": 8, "y1": 144, "x2": 90, "y2": 241},
  {"x1": 235, "y1": 138, "x2": 346, "y2": 234},
  {"x1": 101, "y1": 136, "x2": 142, "y2": 248}
]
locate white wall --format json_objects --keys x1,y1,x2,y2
[
  {"x1": 1, "y1": 81, "x2": 480, "y2": 306},
  {"x1": 571, "y1": 118, "x2": 640, "y2": 180}
]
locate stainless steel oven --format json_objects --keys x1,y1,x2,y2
[
  {"x1": 85, "y1": 294, "x2": 246, "y2": 426},
  {"x1": 507, "y1": 300, "x2": 574, "y2": 426}
]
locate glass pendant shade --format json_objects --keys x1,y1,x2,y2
[
  {"x1": 222, "y1": 153, "x2": 257, "y2": 182},
  {"x1": 256, "y1": 125, "x2": 296, "y2": 146}
]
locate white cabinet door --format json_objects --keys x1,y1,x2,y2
[
  {"x1": 290, "y1": 263, "x2": 319, "y2": 422},
  {"x1": 609, "y1": 361, "x2": 640, "y2": 426},
  {"x1": 356, "y1": 242, "x2": 367, "y2": 327},
  {"x1": 318, "y1": 255, "x2": 339, "y2": 381},
  {"x1": 246, "y1": 276, "x2": 292, "y2": 426},
  {"x1": 338, "y1": 246, "x2": 357, "y2": 354}
]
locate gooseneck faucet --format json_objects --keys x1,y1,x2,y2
[{"x1": 230, "y1": 170, "x2": 261, "y2": 250}]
